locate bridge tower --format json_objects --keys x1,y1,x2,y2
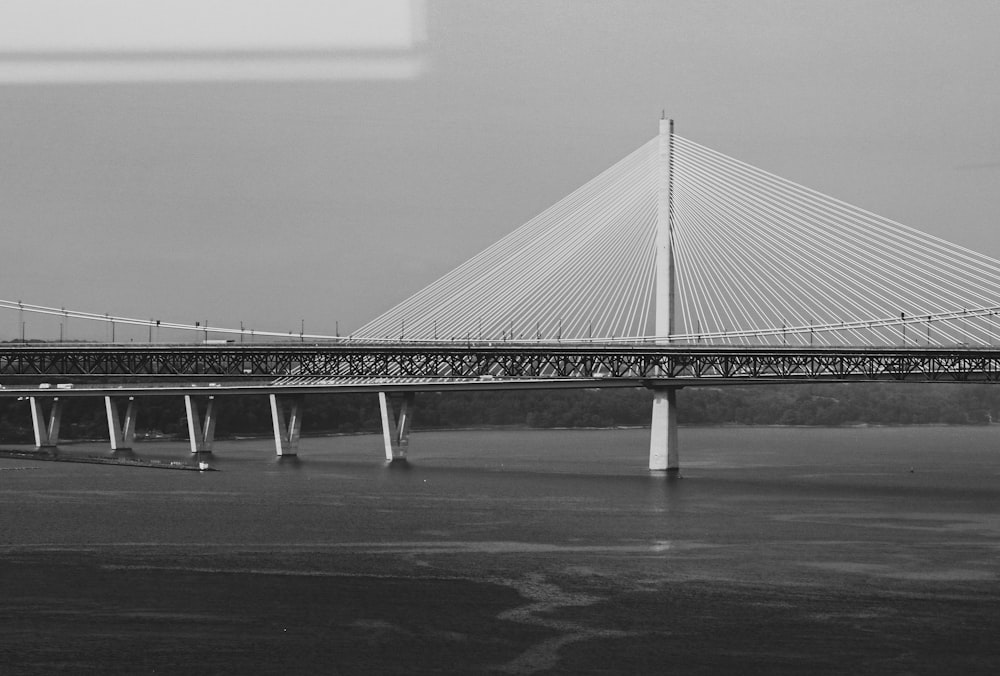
[{"x1": 649, "y1": 115, "x2": 679, "y2": 473}]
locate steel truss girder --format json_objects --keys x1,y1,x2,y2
[{"x1": 3, "y1": 345, "x2": 1000, "y2": 384}]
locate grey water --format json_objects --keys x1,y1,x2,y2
[{"x1": 2, "y1": 426, "x2": 1000, "y2": 674}]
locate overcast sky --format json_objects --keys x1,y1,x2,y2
[{"x1": 2, "y1": 0, "x2": 999, "y2": 340}]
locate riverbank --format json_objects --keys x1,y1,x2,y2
[{"x1": 0, "y1": 448, "x2": 215, "y2": 470}]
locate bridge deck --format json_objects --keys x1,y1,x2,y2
[{"x1": 2, "y1": 343, "x2": 1000, "y2": 393}]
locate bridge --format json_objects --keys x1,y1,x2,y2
[{"x1": 4, "y1": 116, "x2": 1000, "y2": 470}]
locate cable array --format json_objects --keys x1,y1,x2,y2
[
  {"x1": 671, "y1": 136, "x2": 1000, "y2": 345},
  {"x1": 6, "y1": 132, "x2": 1000, "y2": 347},
  {"x1": 0, "y1": 299, "x2": 322, "y2": 342},
  {"x1": 355, "y1": 139, "x2": 659, "y2": 341},
  {"x1": 356, "y1": 133, "x2": 1000, "y2": 346}
]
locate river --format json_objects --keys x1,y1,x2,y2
[{"x1": 2, "y1": 426, "x2": 999, "y2": 674}]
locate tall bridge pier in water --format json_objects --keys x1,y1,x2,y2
[{"x1": 651, "y1": 115, "x2": 679, "y2": 473}]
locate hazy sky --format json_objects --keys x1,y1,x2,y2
[{"x1": 2, "y1": 0, "x2": 999, "y2": 340}]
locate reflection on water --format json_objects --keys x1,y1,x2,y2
[{"x1": 2, "y1": 426, "x2": 1000, "y2": 673}]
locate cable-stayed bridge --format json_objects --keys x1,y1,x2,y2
[{"x1": 4, "y1": 117, "x2": 1000, "y2": 470}]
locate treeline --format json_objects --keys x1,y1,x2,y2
[
  {"x1": 1, "y1": 383, "x2": 1000, "y2": 443},
  {"x1": 678, "y1": 383, "x2": 998, "y2": 426}
]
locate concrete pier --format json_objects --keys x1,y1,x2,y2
[
  {"x1": 105, "y1": 396, "x2": 137, "y2": 451},
  {"x1": 648, "y1": 387, "x2": 679, "y2": 472},
  {"x1": 269, "y1": 393, "x2": 303, "y2": 456},
  {"x1": 29, "y1": 396, "x2": 61, "y2": 449},
  {"x1": 379, "y1": 391, "x2": 414, "y2": 462},
  {"x1": 184, "y1": 395, "x2": 218, "y2": 453}
]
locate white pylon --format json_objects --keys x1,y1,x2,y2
[
  {"x1": 650, "y1": 115, "x2": 679, "y2": 473},
  {"x1": 655, "y1": 116, "x2": 676, "y2": 341}
]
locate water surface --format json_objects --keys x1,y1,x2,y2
[{"x1": 2, "y1": 426, "x2": 999, "y2": 674}]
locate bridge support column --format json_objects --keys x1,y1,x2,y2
[
  {"x1": 650, "y1": 115, "x2": 679, "y2": 473},
  {"x1": 379, "y1": 392, "x2": 414, "y2": 462},
  {"x1": 269, "y1": 394, "x2": 303, "y2": 456},
  {"x1": 105, "y1": 396, "x2": 137, "y2": 451},
  {"x1": 28, "y1": 396, "x2": 62, "y2": 449},
  {"x1": 649, "y1": 387, "x2": 679, "y2": 473},
  {"x1": 184, "y1": 395, "x2": 218, "y2": 454}
]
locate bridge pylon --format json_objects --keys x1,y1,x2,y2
[{"x1": 649, "y1": 115, "x2": 680, "y2": 473}]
